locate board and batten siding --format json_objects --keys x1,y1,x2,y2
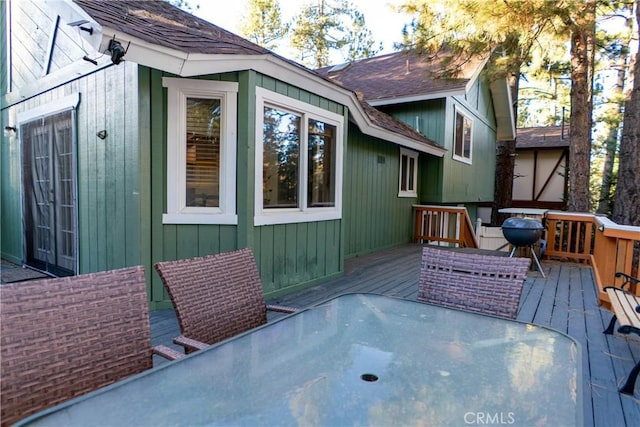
[
  {"x1": 380, "y1": 77, "x2": 497, "y2": 206},
  {"x1": 251, "y1": 74, "x2": 346, "y2": 297},
  {"x1": 141, "y1": 69, "x2": 348, "y2": 303},
  {"x1": 343, "y1": 126, "x2": 417, "y2": 258},
  {"x1": 139, "y1": 67, "x2": 240, "y2": 308},
  {"x1": 1, "y1": 63, "x2": 143, "y2": 275}
]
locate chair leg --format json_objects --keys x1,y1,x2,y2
[
  {"x1": 604, "y1": 315, "x2": 618, "y2": 335},
  {"x1": 619, "y1": 360, "x2": 640, "y2": 395}
]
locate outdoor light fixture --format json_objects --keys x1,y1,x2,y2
[
  {"x1": 4, "y1": 126, "x2": 17, "y2": 137},
  {"x1": 107, "y1": 39, "x2": 127, "y2": 65}
]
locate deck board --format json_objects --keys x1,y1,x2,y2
[{"x1": 150, "y1": 243, "x2": 640, "y2": 425}]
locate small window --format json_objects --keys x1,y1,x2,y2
[
  {"x1": 163, "y1": 78, "x2": 238, "y2": 224},
  {"x1": 453, "y1": 109, "x2": 473, "y2": 163},
  {"x1": 398, "y1": 148, "x2": 418, "y2": 197},
  {"x1": 255, "y1": 87, "x2": 343, "y2": 226}
]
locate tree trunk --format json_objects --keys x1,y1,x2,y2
[
  {"x1": 612, "y1": 0, "x2": 640, "y2": 227},
  {"x1": 596, "y1": 21, "x2": 631, "y2": 216},
  {"x1": 567, "y1": 0, "x2": 595, "y2": 212}
]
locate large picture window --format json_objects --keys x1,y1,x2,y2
[
  {"x1": 163, "y1": 78, "x2": 238, "y2": 224},
  {"x1": 453, "y1": 109, "x2": 473, "y2": 163},
  {"x1": 255, "y1": 87, "x2": 343, "y2": 225}
]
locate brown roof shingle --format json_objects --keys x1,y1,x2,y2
[
  {"x1": 316, "y1": 51, "x2": 486, "y2": 103},
  {"x1": 516, "y1": 126, "x2": 570, "y2": 149},
  {"x1": 74, "y1": 0, "x2": 269, "y2": 56},
  {"x1": 72, "y1": 0, "x2": 443, "y2": 154}
]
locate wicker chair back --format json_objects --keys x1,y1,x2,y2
[
  {"x1": 154, "y1": 248, "x2": 268, "y2": 347},
  {"x1": 0, "y1": 266, "x2": 153, "y2": 426},
  {"x1": 418, "y1": 247, "x2": 531, "y2": 319}
]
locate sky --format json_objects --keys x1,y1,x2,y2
[{"x1": 193, "y1": 0, "x2": 412, "y2": 63}]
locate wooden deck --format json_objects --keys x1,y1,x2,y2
[{"x1": 150, "y1": 244, "x2": 640, "y2": 425}]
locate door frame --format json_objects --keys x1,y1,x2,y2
[{"x1": 17, "y1": 93, "x2": 80, "y2": 276}]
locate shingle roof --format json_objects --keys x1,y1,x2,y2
[
  {"x1": 72, "y1": 0, "x2": 443, "y2": 155},
  {"x1": 516, "y1": 126, "x2": 570, "y2": 149},
  {"x1": 316, "y1": 51, "x2": 486, "y2": 103},
  {"x1": 74, "y1": 0, "x2": 270, "y2": 56}
]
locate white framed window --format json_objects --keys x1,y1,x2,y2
[
  {"x1": 255, "y1": 87, "x2": 343, "y2": 226},
  {"x1": 398, "y1": 148, "x2": 418, "y2": 197},
  {"x1": 162, "y1": 78, "x2": 238, "y2": 224},
  {"x1": 453, "y1": 108, "x2": 473, "y2": 164}
]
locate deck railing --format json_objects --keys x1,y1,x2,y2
[
  {"x1": 412, "y1": 207, "x2": 639, "y2": 308},
  {"x1": 544, "y1": 211, "x2": 596, "y2": 263},
  {"x1": 413, "y1": 205, "x2": 478, "y2": 248},
  {"x1": 539, "y1": 211, "x2": 640, "y2": 307}
]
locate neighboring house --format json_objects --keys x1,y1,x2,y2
[
  {"x1": 316, "y1": 51, "x2": 516, "y2": 225},
  {"x1": 1, "y1": 0, "x2": 451, "y2": 307},
  {"x1": 512, "y1": 126, "x2": 569, "y2": 210}
]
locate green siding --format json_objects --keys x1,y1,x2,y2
[
  {"x1": 250, "y1": 73, "x2": 345, "y2": 297},
  {"x1": 0, "y1": 0, "x2": 21, "y2": 261},
  {"x1": 1, "y1": 64, "x2": 142, "y2": 271},
  {"x1": 140, "y1": 67, "x2": 240, "y2": 308},
  {"x1": 343, "y1": 126, "x2": 417, "y2": 258},
  {"x1": 440, "y1": 95, "x2": 496, "y2": 203},
  {"x1": 380, "y1": 99, "x2": 446, "y2": 143},
  {"x1": 140, "y1": 69, "x2": 347, "y2": 304},
  {"x1": 380, "y1": 76, "x2": 497, "y2": 207},
  {"x1": 0, "y1": 2, "x2": 6, "y2": 97}
]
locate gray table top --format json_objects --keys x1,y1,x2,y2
[{"x1": 20, "y1": 293, "x2": 582, "y2": 426}]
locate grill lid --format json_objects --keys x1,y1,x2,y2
[{"x1": 501, "y1": 217, "x2": 543, "y2": 247}]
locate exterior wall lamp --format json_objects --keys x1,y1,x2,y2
[{"x1": 4, "y1": 126, "x2": 17, "y2": 137}]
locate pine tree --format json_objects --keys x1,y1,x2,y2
[
  {"x1": 290, "y1": 0, "x2": 380, "y2": 68},
  {"x1": 613, "y1": 0, "x2": 640, "y2": 227},
  {"x1": 240, "y1": 0, "x2": 289, "y2": 51}
]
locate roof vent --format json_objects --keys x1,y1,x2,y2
[{"x1": 328, "y1": 62, "x2": 351, "y2": 74}]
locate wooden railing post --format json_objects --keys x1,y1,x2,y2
[{"x1": 413, "y1": 205, "x2": 478, "y2": 248}]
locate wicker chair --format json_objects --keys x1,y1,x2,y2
[
  {"x1": 154, "y1": 248, "x2": 297, "y2": 353},
  {"x1": 0, "y1": 266, "x2": 181, "y2": 427},
  {"x1": 418, "y1": 246, "x2": 531, "y2": 319}
]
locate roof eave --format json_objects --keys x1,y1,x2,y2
[
  {"x1": 367, "y1": 88, "x2": 466, "y2": 106},
  {"x1": 98, "y1": 28, "x2": 445, "y2": 156},
  {"x1": 489, "y1": 77, "x2": 516, "y2": 140}
]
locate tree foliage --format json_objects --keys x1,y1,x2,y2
[
  {"x1": 240, "y1": 0, "x2": 289, "y2": 50},
  {"x1": 396, "y1": 0, "x2": 610, "y2": 214},
  {"x1": 612, "y1": 0, "x2": 640, "y2": 226},
  {"x1": 395, "y1": 0, "x2": 567, "y2": 224},
  {"x1": 165, "y1": 0, "x2": 199, "y2": 12},
  {"x1": 290, "y1": 0, "x2": 381, "y2": 68},
  {"x1": 593, "y1": 8, "x2": 633, "y2": 215},
  {"x1": 395, "y1": 0, "x2": 559, "y2": 79}
]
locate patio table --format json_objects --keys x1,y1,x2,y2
[{"x1": 17, "y1": 293, "x2": 582, "y2": 426}]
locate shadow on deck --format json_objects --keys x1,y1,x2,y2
[{"x1": 150, "y1": 243, "x2": 640, "y2": 426}]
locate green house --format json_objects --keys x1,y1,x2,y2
[
  {"x1": 317, "y1": 51, "x2": 516, "y2": 225},
  {"x1": 1, "y1": 0, "x2": 512, "y2": 308}
]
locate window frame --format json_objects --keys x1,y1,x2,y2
[
  {"x1": 453, "y1": 107, "x2": 473, "y2": 164},
  {"x1": 254, "y1": 87, "x2": 343, "y2": 226},
  {"x1": 398, "y1": 148, "x2": 418, "y2": 198},
  {"x1": 162, "y1": 78, "x2": 238, "y2": 225}
]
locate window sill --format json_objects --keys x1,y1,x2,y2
[
  {"x1": 254, "y1": 210, "x2": 341, "y2": 226},
  {"x1": 162, "y1": 213, "x2": 238, "y2": 225}
]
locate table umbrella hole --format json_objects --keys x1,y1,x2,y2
[{"x1": 361, "y1": 373, "x2": 379, "y2": 382}]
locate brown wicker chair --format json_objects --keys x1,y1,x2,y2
[
  {"x1": 0, "y1": 266, "x2": 181, "y2": 427},
  {"x1": 417, "y1": 246, "x2": 531, "y2": 319},
  {"x1": 154, "y1": 248, "x2": 297, "y2": 353}
]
